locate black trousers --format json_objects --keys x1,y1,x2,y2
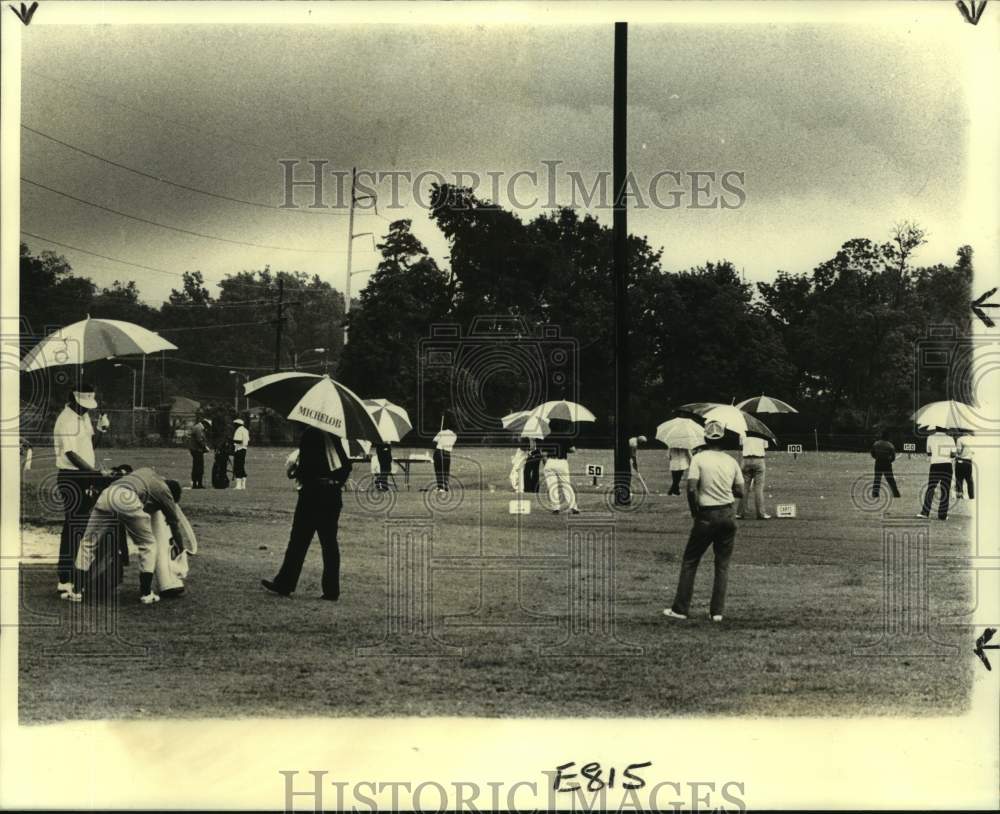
[
  {"x1": 57, "y1": 470, "x2": 99, "y2": 583},
  {"x1": 954, "y1": 460, "x2": 974, "y2": 499},
  {"x1": 375, "y1": 447, "x2": 393, "y2": 490},
  {"x1": 190, "y1": 450, "x2": 205, "y2": 487},
  {"x1": 872, "y1": 464, "x2": 900, "y2": 498},
  {"x1": 668, "y1": 470, "x2": 684, "y2": 495},
  {"x1": 433, "y1": 449, "x2": 451, "y2": 489},
  {"x1": 672, "y1": 504, "x2": 737, "y2": 617},
  {"x1": 233, "y1": 448, "x2": 247, "y2": 479},
  {"x1": 921, "y1": 463, "x2": 952, "y2": 519},
  {"x1": 273, "y1": 481, "x2": 343, "y2": 597}
]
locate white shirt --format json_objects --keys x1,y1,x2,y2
[
  {"x1": 233, "y1": 426, "x2": 250, "y2": 450},
  {"x1": 687, "y1": 450, "x2": 744, "y2": 507},
  {"x1": 955, "y1": 435, "x2": 975, "y2": 460},
  {"x1": 926, "y1": 432, "x2": 954, "y2": 465},
  {"x1": 433, "y1": 431, "x2": 456, "y2": 452},
  {"x1": 741, "y1": 436, "x2": 769, "y2": 457},
  {"x1": 668, "y1": 448, "x2": 691, "y2": 471},
  {"x1": 53, "y1": 406, "x2": 95, "y2": 470}
]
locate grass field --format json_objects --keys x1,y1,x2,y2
[{"x1": 18, "y1": 446, "x2": 975, "y2": 721}]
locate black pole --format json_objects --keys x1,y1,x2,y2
[
  {"x1": 613, "y1": 21, "x2": 631, "y2": 506},
  {"x1": 274, "y1": 276, "x2": 284, "y2": 371}
]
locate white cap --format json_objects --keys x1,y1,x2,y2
[
  {"x1": 233, "y1": 418, "x2": 245, "y2": 426},
  {"x1": 73, "y1": 390, "x2": 97, "y2": 409}
]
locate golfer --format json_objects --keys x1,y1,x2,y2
[
  {"x1": 870, "y1": 430, "x2": 901, "y2": 499},
  {"x1": 667, "y1": 447, "x2": 692, "y2": 495},
  {"x1": 53, "y1": 383, "x2": 104, "y2": 594},
  {"x1": 954, "y1": 433, "x2": 975, "y2": 501},
  {"x1": 65, "y1": 467, "x2": 193, "y2": 605},
  {"x1": 736, "y1": 434, "x2": 770, "y2": 520},
  {"x1": 543, "y1": 420, "x2": 579, "y2": 515},
  {"x1": 628, "y1": 435, "x2": 647, "y2": 471},
  {"x1": 510, "y1": 438, "x2": 531, "y2": 493},
  {"x1": 232, "y1": 418, "x2": 249, "y2": 490},
  {"x1": 918, "y1": 428, "x2": 954, "y2": 520},
  {"x1": 432, "y1": 428, "x2": 456, "y2": 491},
  {"x1": 188, "y1": 417, "x2": 211, "y2": 489},
  {"x1": 262, "y1": 426, "x2": 352, "y2": 600},
  {"x1": 664, "y1": 420, "x2": 744, "y2": 622}
]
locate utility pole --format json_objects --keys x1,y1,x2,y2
[
  {"x1": 344, "y1": 166, "x2": 375, "y2": 347},
  {"x1": 140, "y1": 353, "x2": 146, "y2": 408},
  {"x1": 274, "y1": 276, "x2": 284, "y2": 371},
  {"x1": 613, "y1": 21, "x2": 631, "y2": 507}
]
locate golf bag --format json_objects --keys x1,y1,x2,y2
[
  {"x1": 523, "y1": 449, "x2": 542, "y2": 494},
  {"x1": 212, "y1": 441, "x2": 233, "y2": 489}
]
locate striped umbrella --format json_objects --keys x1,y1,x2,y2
[
  {"x1": 363, "y1": 399, "x2": 412, "y2": 443},
  {"x1": 501, "y1": 410, "x2": 552, "y2": 439},
  {"x1": 526, "y1": 400, "x2": 597, "y2": 423},
  {"x1": 736, "y1": 394, "x2": 798, "y2": 414},
  {"x1": 912, "y1": 400, "x2": 977, "y2": 433},
  {"x1": 677, "y1": 402, "x2": 777, "y2": 443},
  {"x1": 243, "y1": 372, "x2": 381, "y2": 441},
  {"x1": 20, "y1": 316, "x2": 177, "y2": 372}
]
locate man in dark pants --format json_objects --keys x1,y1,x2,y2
[
  {"x1": 52, "y1": 384, "x2": 105, "y2": 594},
  {"x1": 918, "y1": 428, "x2": 954, "y2": 520},
  {"x1": 373, "y1": 442, "x2": 393, "y2": 491},
  {"x1": 663, "y1": 420, "x2": 745, "y2": 623},
  {"x1": 188, "y1": 418, "x2": 210, "y2": 489},
  {"x1": 262, "y1": 426, "x2": 352, "y2": 600},
  {"x1": 954, "y1": 433, "x2": 975, "y2": 501},
  {"x1": 870, "y1": 429, "x2": 901, "y2": 499}
]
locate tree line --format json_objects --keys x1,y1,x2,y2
[{"x1": 20, "y1": 185, "x2": 971, "y2": 442}]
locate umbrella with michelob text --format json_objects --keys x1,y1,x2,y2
[
  {"x1": 20, "y1": 316, "x2": 177, "y2": 371},
  {"x1": 243, "y1": 372, "x2": 381, "y2": 442}
]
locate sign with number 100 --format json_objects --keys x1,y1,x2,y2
[{"x1": 787, "y1": 444, "x2": 803, "y2": 455}]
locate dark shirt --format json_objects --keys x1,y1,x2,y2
[
  {"x1": 871, "y1": 440, "x2": 896, "y2": 466},
  {"x1": 188, "y1": 422, "x2": 209, "y2": 453},
  {"x1": 296, "y1": 427, "x2": 352, "y2": 485}
]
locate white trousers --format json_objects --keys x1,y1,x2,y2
[
  {"x1": 544, "y1": 458, "x2": 577, "y2": 510},
  {"x1": 509, "y1": 449, "x2": 528, "y2": 491}
]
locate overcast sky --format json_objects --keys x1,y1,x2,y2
[{"x1": 20, "y1": 22, "x2": 971, "y2": 305}]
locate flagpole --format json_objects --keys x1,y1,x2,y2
[{"x1": 612, "y1": 21, "x2": 631, "y2": 506}]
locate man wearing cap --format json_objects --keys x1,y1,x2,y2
[
  {"x1": 232, "y1": 418, "x2": 250, "y2": 490},
  {"x1": 188, "y1": 417, "x2": 211, "y2": 489},
  {"x1": 62, "y1": 467, "x2": 195, "y2": 605},
  {"x1": 664, "y1": 419, "x2": 745, "y2": 623},
  {"x1": 53, "y1": 383, "x2": 104, "y2": 594}
]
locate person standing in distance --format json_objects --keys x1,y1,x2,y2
[
  {"x1": 232, "y1": 418, "x2": 250, "y2": 490},
  {"x1": 736, "y1": 434, "x2": 770, "y2": 520},
  {"x1": 664, "y1": 420, "x2": 745, "y2": 622},
  {"x1": 918, "y1": 427, "x2": 954, "y2": 520},
  {"x1": 667, "y1": 446, "x2": 692, "y2": 495},
  {"x1": 432, "y1": 427, "x2": 456, "y2": 491},
  {"x1": 262, "y1": 426, "x2": 352, "y2": 600},
  {"x1": 543, "y1": 419, "x2": 580, "y2": 515},
  {"x1": 188, "y1": 417, "x2": 211, "y2": 489},
  {"x1": 954, "y1": 432, "x2": 975, "y2": 501},
  {"x1": 53, "y1": 383, "x2": 105, "y2": 594},
  {"x1": 870, "y1": 429, "x2": 901, "y2": 499}
]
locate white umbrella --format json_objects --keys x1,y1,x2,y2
[
  {"x1": 526, "y1": 400, "x2": 597, "y2": 423},
  {"x1": 678, "y1": 402, "x2": 777, "y2": 443},
  {"x1": 736, "y1": 394, "x2": 798, "y2": 414},
  {"x1": 363, "y1": 399, "x2": 412, "y2": 443},
  {"x1": 912, "y1": 400, "x2": 977, "y2": 433},
  {"x1": 656, "y1": 417, "x2": 705, "y2": 450},
  {"x1": 243, "y1": 372, "x2": 381, "y2": 441},
  {"x1": 20, "y1": 316, "x2": 177, "y2": 372},
  {"x1": 501, "y1": 410, "x2": 551, "y2": 439}
]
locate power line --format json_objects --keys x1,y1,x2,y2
[
  {"x1": 23, "y1": 124, "x2": 348, "y2": 217},
  {"x1": 158, "y1": 320, "x2": 277, "y2": 333},
  {"x1": 23, "y1": 177, "x2": 335, "y2": 254}
]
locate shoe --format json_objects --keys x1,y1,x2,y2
[
  {"x1": 320, "y1": 594, "x2": 339, "y2": 601},
  {"x1": 570, "y1": 508, "x2": 580, "y2": 515},
  {"x1": 709, "y1": 613, "x2": 723, "y2": 622},
  {"x1": 734, "y1": 514, "x2": 743, "y2": 520},
  {"x1": 662, "y1": 608, "x2": 688, "y2": 620},
  {"x1": 56, "y1": 581, "x2": 74, "y2": 594},
  {"x1": 916, "y1": 513, "x2": 929, "y2": 519},
  {"x1": 60, "y1": 590, "x2": 82, "y2": 603},
  {"x1": 139, "y1": 592, "x2": 160, "y2": 605},
  {"x1": 759, "y1": 514, "x2": 771, "y2": 520},
  {"x1": 551, "y1": 509, "x2": 560, "y2": 515},
  {"x1": 261, "y1": 579, "x2": 291, "y2": 598}
]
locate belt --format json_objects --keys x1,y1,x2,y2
[{"x1": 743, "y1": 456, "x2": 764, "y2": 459}]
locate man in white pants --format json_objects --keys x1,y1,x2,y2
[
  {"x1": 543, "y1": 433, "x2": 579, "y2": 515},
  {"x1": 66, "y1": 467, "x2": 194, "y2": 604}
]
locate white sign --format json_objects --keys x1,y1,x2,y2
[
  {"x1": 775, "y1": 504, "x2": 797, "y2": 518},
  {"x1": 586, "y1": 464, "x2": 604, "y2": 477},
  {"x1": 786, "y1": 444, "x2": 803, "y2": 454},
  {"x1": 903, "y1": 443, "x2": 917, "y2": 452},
  {"x1": 509, "y1": 499, "x2": 531, "y2": 515}
]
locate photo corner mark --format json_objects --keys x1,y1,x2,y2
[
  {"x1": 973, "y1": 628, "x2": 998, "y2": 671},
  {"x1": 955, "y1": 0, "x2": 989, "y2": 25},
  {"x1": 971, "y1": 287, "x2": 998, "y2": 328},
  {"x1": 9, "y1": 0, "x2": 38, "y2": 25}
]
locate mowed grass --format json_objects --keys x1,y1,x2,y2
[{"x1": 19, "y1": 446, "x2": 974, "y2": 721}]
